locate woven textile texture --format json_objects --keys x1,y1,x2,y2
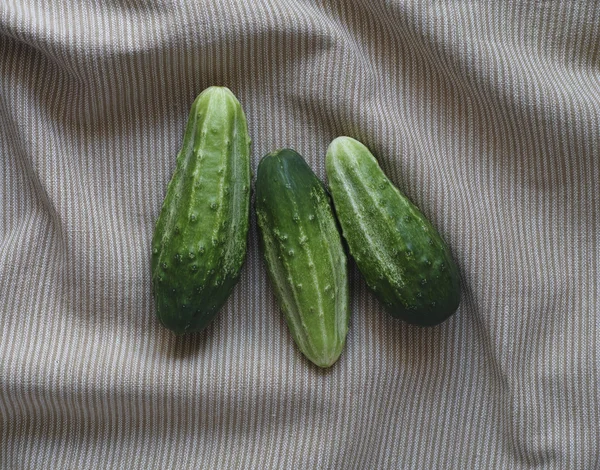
[{"x1": 1, "y1": 1, "x2": 599, "y2": 469}]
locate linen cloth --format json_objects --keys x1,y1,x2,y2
[{"x1": 1, "y1": 1, "x2": 599, "y2": 468}]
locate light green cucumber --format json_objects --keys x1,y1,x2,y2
[
  {"x1": 255, "y1": 149, "x2": 349, "y2": 367},
  {"x1": 326, "y1": 136, "x2": 460, "y2": 326},
  {"x1": 151, "y1": 86, "x2": 251, "y2": 334}
]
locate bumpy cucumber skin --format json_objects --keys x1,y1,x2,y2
[
  {"x1": 255, "y1": 149, "x2": 349, "y2": 368},
  {"x1": 326, "y1": 137, "x2": 460, "y2": 326},
  {"x1": 151, "y1": 87, "x2": 251, "y2": 334}
]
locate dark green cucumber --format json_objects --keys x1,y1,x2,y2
[
  {"x1": 255, "y1": 149, "x2": 349, "y2": 367},
  {"x1": 326, "y1": 137, "x2": 460, "y2": 326},
  {"x1": 151, "y1": 86, "x2": 251, "y2": 334}
]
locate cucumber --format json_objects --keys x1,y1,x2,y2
[
  {"x1": 255, "y1": 149, "x2": 349, "y2": 367},
  {"x1": 151, "y1": 86, "x2": 251, "y2": 334},
  {"x1": 326, "y1": 137, "x2": 460, "y2": 326}
]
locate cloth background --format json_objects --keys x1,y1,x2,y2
[{"x1": 1, "y1": 1, "x2": 599, "y2": 469}]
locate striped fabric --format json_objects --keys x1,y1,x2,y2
[{"x1": 1, "y1": 1, "x2": 599, "y2": 468}]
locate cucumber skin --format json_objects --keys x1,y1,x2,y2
[
  {"x1": 151, "y1": 87, "x2": 251, "y2": 334},
  {"x1": 255, "y1": 149, "x2": 349, "y2": 368},
  {"x1": 326, "y1": 137, "x2": 460, "y2": 326}
]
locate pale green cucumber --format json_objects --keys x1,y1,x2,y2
[{"x1": 326, "y1": 136, "x2": 460, "y2": 326}]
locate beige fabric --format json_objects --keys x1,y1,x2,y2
[{"x1": 1, "y1": 1, "x2": 599, "y2": 468}]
